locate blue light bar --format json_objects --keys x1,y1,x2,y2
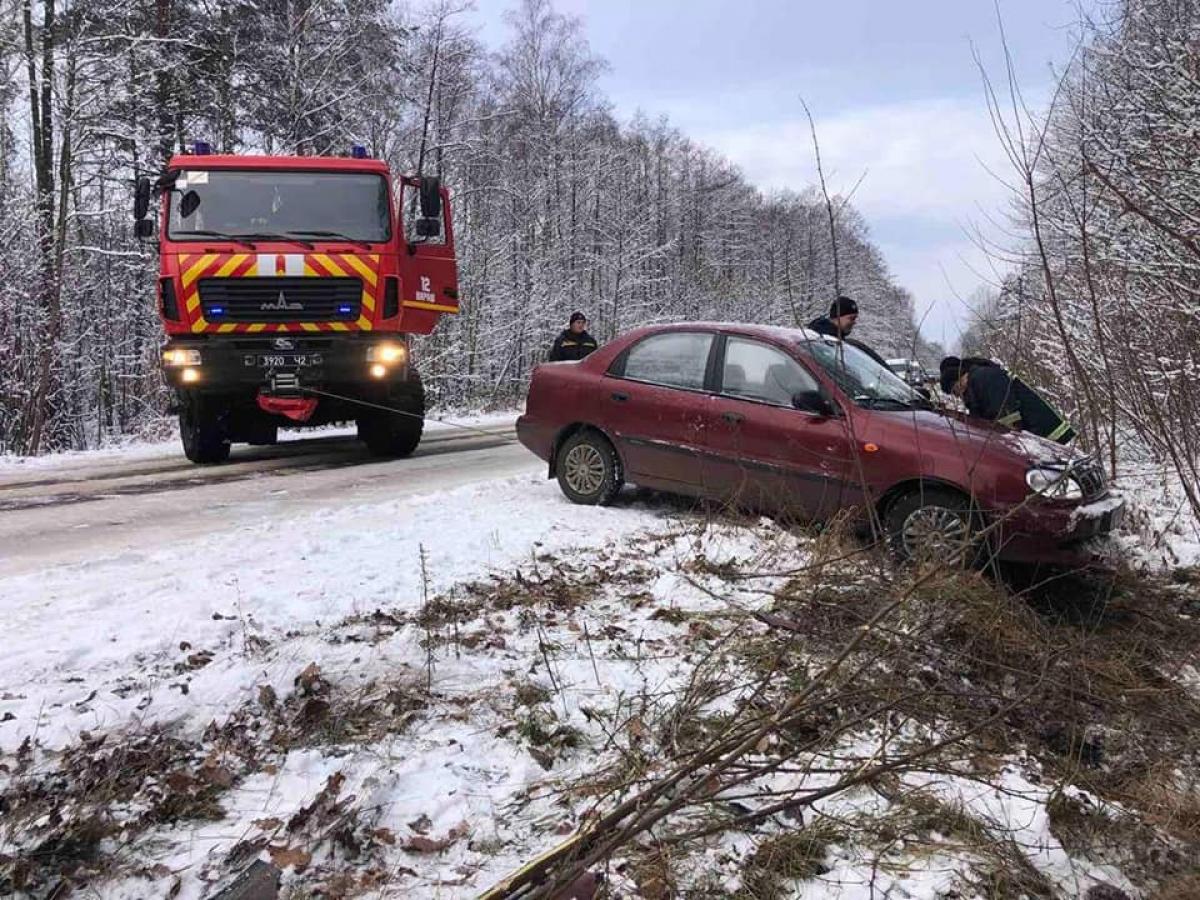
[
  {"x1": 208, "y1": 306, "x2": 225, "y2": 316},
  {"x1": 336, "y1": 304, "x2": 354, "y2": 315},
  {"x1": 350, "y1": 144, "x2": 368, "y2": 159},
  {"x1": 192, "y1": 140, "x2": 212, "y2": 155}
]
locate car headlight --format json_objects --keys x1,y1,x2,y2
[
  {"x1": 1026, "y1": 467, "x2": 1083, "y2": 500},
  {"x1": 366, "y1": 342, "x2": 406, "y2": 364},
  {"x1": 163, "y1": 347, "x2": 201, "y2": 367}
]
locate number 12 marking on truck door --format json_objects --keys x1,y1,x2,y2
[{"x1": 415, "y1": 276, "x2": 436, "y2": 303}]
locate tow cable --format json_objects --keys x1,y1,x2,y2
[{"x1": 297, "y1": 386, "x2": 514, "y2": 440}]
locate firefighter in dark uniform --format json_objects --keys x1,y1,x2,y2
[
  {"x1": 939, "y1": 356, "x2": 1076, "y2": 444},
  {"x1": 807, "y1": 295, "x2": 892, "y2": 369},
  {"x1": 549, "y1": 312, "x2": 599, "y2": 362}
]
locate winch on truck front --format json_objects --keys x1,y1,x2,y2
[{"x1": 134, "y1": 144, "x2": 459, "y2": 464}]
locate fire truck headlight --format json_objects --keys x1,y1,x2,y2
[
  {"x1": 181, "y1": 368, "x2": 201, "y2": 384},
  {"x1": 366, "y1": 342, "x2": 406, "y2": 364},
  {"x1": 369, "y1": 363, "x2": 387, "y2": 379},
  {"x1": 163, "y1": 347, "x2": 202, "y2": 367}
]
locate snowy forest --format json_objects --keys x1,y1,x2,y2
[
  {"x1": 0, "y1": 0, "x2": 927, "y2": 456},
  {"x1": 962, "y1": 0, "x2": 1200, "y2": 522}
]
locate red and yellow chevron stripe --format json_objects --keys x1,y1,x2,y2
[{"x1": 175, "y1": 252, "x2": 382, "y2": 334}]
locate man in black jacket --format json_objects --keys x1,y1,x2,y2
[
  {"x1": 808, "y1": 296, "x2": 859, "y2": 340},
  {"x1": 549, "y1": 312, "x2": 599, "y2": 362},
  {"x1": 806, "y1": 296, "x2": 891, "y2": 369},
  {"x1": 939, "y1": 356, "x2": 1076, "y2": 444}
]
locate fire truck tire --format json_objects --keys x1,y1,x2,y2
[
  {"x1": 358, "y1": 373, "x2": 425, "y2": 458},
  {"x1": 179, "y1": 403, "x2": 231, "y2": 464}
]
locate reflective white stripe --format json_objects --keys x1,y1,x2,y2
[{"x1": 256, "y1": 253, "x2": 304, "y2": 276}]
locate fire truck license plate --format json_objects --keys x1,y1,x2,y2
[{"x1": 250, "y1": 354, "x2": 322, "y2": 368}]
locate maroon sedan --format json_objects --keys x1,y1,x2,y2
[{"x1": 517, "y1": 323, "x2": 1123, "y2": 564}]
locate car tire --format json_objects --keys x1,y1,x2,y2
[
  {"x1": 180, "y1": 402, "x2": 231, "y2": 465},
  {"x1": 358, "y1": 372, "x2": 425, "y2": 458},
  {"x1": 555, "y1": 430, "x2": 623, "y2": 505},
  {"x1": 885, "y1": 486, "x2": 986, "y2": 566}
]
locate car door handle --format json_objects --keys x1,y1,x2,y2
[
  {"x1": 722, "y1": 411, "x2": 745, "y2": 424},
  {"x1": 611, "y1": 391, "x2": 629, "y2": 402}
]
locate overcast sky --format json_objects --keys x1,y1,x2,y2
[{"x1": 461, "y1": 0, "x2": 1094, "y2": 349}]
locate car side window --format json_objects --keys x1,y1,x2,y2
[
  {"x1": 619, "y1": 332, "x2": 713, "y2": 390},
  {"x1": 721, "y1": 337, "x2": 818, "y2": 406}
]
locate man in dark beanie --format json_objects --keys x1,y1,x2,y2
[
  {"x1": 808, "y1": 296, "x2": 859, "y2": 339},
  {"x1": 940, "y1": 356, "x2": 1076, "y2": 444},
  {"x1": 549, "y1": 311, "x2": 599, "y2": 362},
  {"x1": 807, "y1": 295, "x2": 890, "y2": 368}
]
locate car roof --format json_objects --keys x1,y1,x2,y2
[{"x1": 625, "y1": 321, "x2": 830, "y2": 345}]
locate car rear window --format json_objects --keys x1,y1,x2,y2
[{"x1": 620, "y1": 332, "x2": 713, "y2": 390}]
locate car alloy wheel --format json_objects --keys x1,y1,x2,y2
[
  {"x1": 900, "y1": 505, "x2": 971, "y2": 560},
  {"x1": 563, "y1": 443, "x2": 606, "y2": 496}
]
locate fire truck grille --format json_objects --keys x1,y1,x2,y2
[{"x1": 197, "y1": 277, "x2": 362, "y2": 323}]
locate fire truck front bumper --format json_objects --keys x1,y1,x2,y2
[{"x1": 161, "y1": 335, "x2": 411, "y2": 394}]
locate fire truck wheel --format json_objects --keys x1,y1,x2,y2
[
  {"x1": 179, "y1": 403, "x2": 231, "y2": 464},
  {"x1": 358, "y1": 374, "x2": 425, "y2": 458}
]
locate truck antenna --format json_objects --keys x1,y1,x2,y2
[{"x1": 414, "y1": 19, "x2": 443, "y2": 181}]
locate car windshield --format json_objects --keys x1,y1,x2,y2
[
  {"x1": 167, "y1": 170, "x2": 390, "y2": 242},
  {"x1": 801, "y1": 337, "x2": 926, "y2": 408}
]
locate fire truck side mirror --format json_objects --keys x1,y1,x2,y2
[
  {"x1": 134, "y1": 177, "x2": 152, "y2": 220},
  {"x1": 135, "y1": 218, "x2": 156, "y2": 240},
  {"x1": 419, "y1": 176, "x2": 442, "y2": 219},
  {"x1": 415, "y1": 218, "x2": 441, "y2": 238},
  {"x1": 179, "y1": 189, "x2": 201, "y2": 219}
]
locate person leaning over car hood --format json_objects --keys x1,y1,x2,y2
[
  {"x1": 940, "y1": 356, "x2": 1077, "y2": 444},
  {"x1": 549, "y1": 311, "x2": 599, "y2": 362}
]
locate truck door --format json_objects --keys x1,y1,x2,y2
[{"x1": 398, "y1": 179, "x2": 458, "y2": 334}]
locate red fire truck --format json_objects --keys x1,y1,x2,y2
[{"x1": 134, "y1": 144, "x2": 458, "y2": 464}]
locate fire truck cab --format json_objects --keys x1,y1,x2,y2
[{"x1": 134, "y1": 146, "x2": 458, "y2": 464}]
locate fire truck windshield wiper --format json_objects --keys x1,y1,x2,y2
[
  {"x1": 232, "y1": 232, "x2": 315, "y2": 249},
  {"x1": 284, "y1": 230, "x2": 373, "y2": 250},
  {"x1": 172, "y1": 229, "x2": 256, "y2": 250}
]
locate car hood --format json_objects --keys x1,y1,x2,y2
[{"x1": 893, "y1": 409, "x2": 1083, "y2": 467}]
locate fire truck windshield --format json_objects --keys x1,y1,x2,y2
[{"x1": 167, "y1": 170, "x2": 390, "y2": 243}]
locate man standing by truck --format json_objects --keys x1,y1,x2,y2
[{"x1": 549, "y1": 312, "x2": 598, "y2": 362}]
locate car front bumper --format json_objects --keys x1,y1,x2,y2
[{"x1": 996, "y1": 493, "x2": 1125, "y2": 566}]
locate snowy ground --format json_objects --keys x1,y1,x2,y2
[{"x1": 3, "y1": 433, "x2": 1196, "y2": 898}]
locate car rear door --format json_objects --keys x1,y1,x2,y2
[
  {"x1": 599, "y1": 331, "x2": 716, "y2": 492},
  {"x1": 701, "y1": 335, "x2": 854, "y2": 519}
]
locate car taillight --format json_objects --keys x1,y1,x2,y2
[
  {"x1": 159, "y1": 277, "x2": 180, "y2": 321},
  {"x1": 382, "y1": 277, "x2": 399, "y2": 318}
]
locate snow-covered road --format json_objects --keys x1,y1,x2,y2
[
  {"x1": 0, "y1": 416, "x2": 671, "y2": 752},
  {"x1": 0, "y1": 416, "x2": 526, "y2": 579}
]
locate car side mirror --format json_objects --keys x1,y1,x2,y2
[
  {"x1": 134, "y1": 176, "x2": 151, "y2": 220},
  {"x1": 792, "y1": 390, "x2": 836, "y2": 416},
  {"x1": 179, "y1": 189, "x2": 201, "y2": 219},
  {"x1": 415, "y1": 217, "x2": 441, "y2": 238},
  {"x1": 134, "y1": 218, "x2": 156, "y2": 240}
]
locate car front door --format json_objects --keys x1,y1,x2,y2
[
  {"x1": 600, "y1": 331, "x2": 716, "y2": 492},
  {"x1": 701, "y1": 335, "x2": 854, "y2": 520}
]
